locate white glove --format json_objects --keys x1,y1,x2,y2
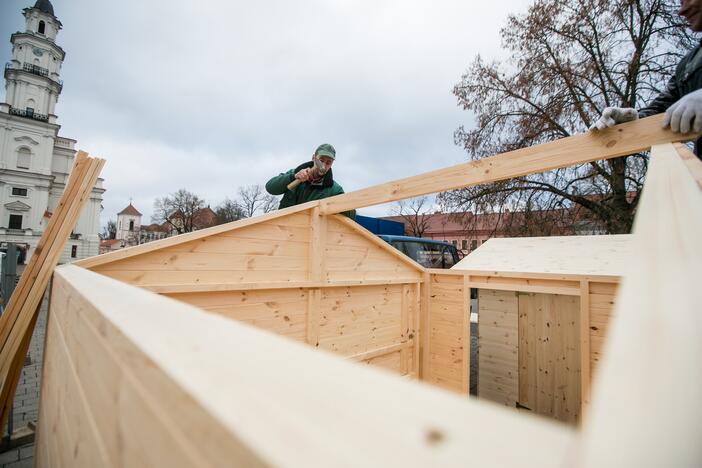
[
  {"x1": 663, "y1": 89, "x2": 702, "y2": 133},
  {"x1": 589, "y1": 107, "x2": 638, "y2": 131}
]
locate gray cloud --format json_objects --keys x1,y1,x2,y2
[{"x1": 0, "y1": 0, "x2": 532, "y2": 224}]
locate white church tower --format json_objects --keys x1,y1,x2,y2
[{"x1": 0, "y1": 0, "x2": 104, "y2": 263}]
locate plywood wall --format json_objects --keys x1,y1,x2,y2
[
  {"x1": 477, "y1": 289, "x2": 519, "y2": 406},
  {"x1": 85, "y1": 208, "x2": 424, "y2": 379},
  {"x1": 518, "y1": 293, "x2": 580, "y2": 424},
  {"x1": 425, "y1": 273, "x2": 470, "y2": 394},
  {"x1": 587, "y1": 281, "x2": 618, "y2": 379}
]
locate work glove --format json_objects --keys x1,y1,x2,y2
[
  {"x1": 589, "y1": 107, "x2": 638, "y2": 131},
  {"x1": 663, "y1": 88, "x2": 702, "y2": 134}
]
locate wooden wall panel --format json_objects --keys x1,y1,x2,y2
[
  {"x1": 165, "y1": 289, "x2": 309, "y2": 343},
  {"x1": 91, "y1": 211, "x2": 311, "y2": 286},
  {"x1": 518, "y1": 293, "x2": 580, "y2": 424},
  {"x1": 588, "y1": 282, "x2": 619, "y2": 379},
  {"x1": 426, "y1": 274, "x2": 470, "y2": 395},
  {"x1": 324, "y1": 216, "x2": 422, "y2": 282},
  {"x1": 478, "y1": 289, "x2": 519, "y2": 406}
]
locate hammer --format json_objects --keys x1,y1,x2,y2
[{"x1": 287, "y1": 157, "x2": 328, "y2": 190}]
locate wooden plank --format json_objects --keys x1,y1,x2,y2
[
  {"x1": 461, "y1": 275, "x2": 470, "y2": 394},
  {"x1": 518, "y1": 293, "x2": 580, "y2": 424},
  {"x1": 93, "y1": 252, "x2": 308, "y2": 272},
  {"x1": 580, "y1": 281, "x2": 591, "y2": 417},
  {"x1": 674, "y1": 142, "x2": 702, "y2": 189},
  {"x1": 479, "y1": 289, "x2": 519, "y2": 406},
  {"x1": 309, "y1": 206, "x2": 325, "y2": 281},
  {"x1": 401, "y1": 284, "x2": 410, "y2": 375},
  {"x1": 0, "y1": 154, "x2": 104, "y2": 428},
  {"x1": 577, "y1": 144, "x2": 702, "y2": 466},
  {"x1": 306, "y1": 289, "x2": 321, "y2": 347},
  {"x1": 144, "y1": 278, "x2": 421, "y2": 294},
  {"x1": 319, "y1": 114, "x2": 697, "y2": 214},
  {"x1": 420, "y1": 272, "x2": 431, "y2": 379},
  {"x1": 76, "y1": 202, "x2": 318, "y2": 269},
  {"x1": 95, "y1": 269, "x2": 309, "y2": 286},
  {"x1": 347, "y1": 341, "x2": 412, "y2": 362},
  {"x1": 327, "y1": 216, "x2": 425, "y2": 272}
]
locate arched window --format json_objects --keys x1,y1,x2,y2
[
  {"x1": 129, "y1": 220, "x2": 134, "y2": 231},
  {"x1": 16, "y1": 147, "x2": 31, "y2": 169},
  {"x1": 38, "y1": 21, "x2": 46, "y2": 34}
]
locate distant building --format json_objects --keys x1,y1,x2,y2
[
  {"x1": 382, "y1": 207, "x2": 606, "y2": 255},
  {"x1": 0, "y1": 0, "x2": 104, "y2": 263},
  {"x1": 100, "y1": 203, "x2": 220, "y2": 254}
]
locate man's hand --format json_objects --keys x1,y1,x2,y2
[
  {"x1": 663, "y1": 89, "x2": 702, "y2": 133},
  {"x1": 589, "y1": 107, "x2": 638, "y2": 131},
  {"x1": 294, "y1": 168, "x2": 313, "y2": 182}
]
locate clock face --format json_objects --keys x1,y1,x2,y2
[{"x1": 32, "y1": 47, "x2": 44, "y2": 57}]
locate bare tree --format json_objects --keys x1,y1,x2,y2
[
  {"x1": 444, "y1": 0, "x2": 695, "y2": 234},
  {"x1": 152, "y1": 189, "x2": 205, "y2": 234},
  {"x1": 239, "y1": 185, "x2": 279, "y2": 218},
  {"x1": 100, "y1": 219, "x2": 117, "y2": 240},
  {"x1": 390, "y1": 196, "x2": 437, "y2": 237},
  {"x1": 215, "y1": 198, "x2": 246, "y2": 224}
]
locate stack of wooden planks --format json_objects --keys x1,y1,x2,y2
[{"x1": 0, "y1": 151, "x2": 104, "y2": 432}]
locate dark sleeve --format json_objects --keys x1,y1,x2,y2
[
  {"x1": 638, "y1": 73, "x2": 682, "y2": 118},
  {"x1": 265, "y1": 169, "x2": 295, "y2": 195}
]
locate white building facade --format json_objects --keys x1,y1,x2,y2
[{"x1": 0, "y1": 0, "x2": 104, "y2": 263}]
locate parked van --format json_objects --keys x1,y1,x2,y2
[{"x1": 377, "y1": 235, "x2": 461, "y2": 269}]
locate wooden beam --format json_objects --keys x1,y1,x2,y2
[
  {"x1": 461, "y1": 275, "x2": 470, "y2": 395},
  {"x1": 147, "y1": 278, "x2": 422, "y2": 294},
  {"x1": 319, "y1": 114, "x2": 697, "y2": 214},
  {"x1": 576, "y1": 143, "x2": 702, "y2": 466},
  {"x1": 347, "y1": 341, "x2": 412, "y2": 363}
]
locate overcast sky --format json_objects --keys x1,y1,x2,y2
[{"x1": 1, "y1": 0, "x2": 533, "y2": 227}]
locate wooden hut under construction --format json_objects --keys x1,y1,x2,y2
[
  {"x1": 452, "y1": 234, "x2": 632, "y2": 423},
  {"x1": 34, "y1": 117, "x2": 701, "y2": 467}
]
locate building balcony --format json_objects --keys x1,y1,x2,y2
[
  {"x1": 8, "y1": 106, "x2": 49, "y2": 122},
  {"x1": 22, "y1": 62, "x2": 49, "y2": 77},
  {"x1": 5, "y1": 62, "x2": 63, "y2": 86}
]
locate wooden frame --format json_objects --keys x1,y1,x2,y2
[{"x1": 36, "y1": 120, "x2": 702, "y2": 466}]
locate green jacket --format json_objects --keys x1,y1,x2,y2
[{"x1": 265, "y1": 162, "x2": 356, "y2": 219}]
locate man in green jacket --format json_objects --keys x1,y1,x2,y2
[
  {"x1": 590, "y1": 0, "x2": 702, "y2": 158},
  {"x1": 265, "y1": 143, "x2": 356, "y2": 219}
]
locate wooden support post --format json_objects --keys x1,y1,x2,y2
[
  {"x1": 419, "y1": 271, "x2": 431, "y2": 380},
  {"x1": 400, "y1": 284, "x2": 409, "y2": 375},
  {"x1": 306, "y1": 289, "x2": 321, "y2": 347},
  {"x1": 580, "y1": 280, "x2": 591, "y2": 419},
  {"x1": 462, "y1": 275, "x2": 471, "y2": 395},
  {"x1": 413, "y1": 283, "x2": 421, "y2": 378}
]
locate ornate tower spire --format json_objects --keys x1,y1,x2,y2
[{"x1": 2, "y1": 0, "x2": 65, "y2": 123}]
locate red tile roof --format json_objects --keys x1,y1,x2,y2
[{"x1": 118, "y1": 203, "x2": 142, "y2": 216}]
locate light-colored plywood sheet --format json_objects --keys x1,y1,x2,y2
[
  {"x1": 518, "y1": 293, "x2": 580, "y2": 424},
  {"x1": 426, "y1": 273, "x2": 470, "y2": 395},
  {"x1": 454, "y1": 235, "x2": 632, "y2": 278},
  {"x1": 42, "y1": 265, "x2": 575, "y2": 468},
  {"x1": 478, "y1": 289, "x2": 519, "y2": 407}
]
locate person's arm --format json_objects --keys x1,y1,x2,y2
[
  {"x1": 638, "y1": 74, "x2": 682, "y2": 118},
  {"x1": 265, "y1": 169, "x2": 295, "y2": 195}
]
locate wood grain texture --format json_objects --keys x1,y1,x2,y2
[
  {"x1": 518, "y1": 293, "x2": 581, "y2": 425},
  {"x1": 479, "y1": 289, "x2": 519, "y2": 407},
  {"x1": 319, "y1": 114, "x2": 696, "y2": 214},
  {"x1": 426, "y1": 273, "x2": 470, "y2": 395},
  {"x1": 38, "y1": 265, "x2": 574, "y2": 468},
  {"x1": 576, "y1": 143, "x2": 702, "y2": 467}
]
